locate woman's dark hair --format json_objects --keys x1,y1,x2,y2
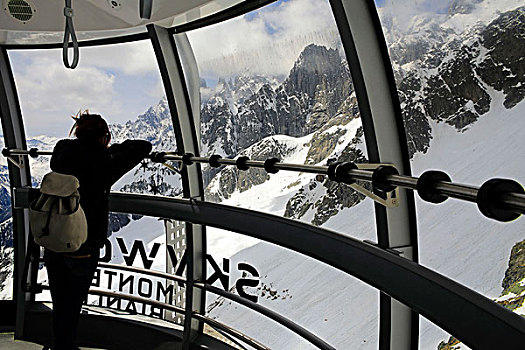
[{"x1": 69, "y1": 111, "x2": 111, "y2": 147}]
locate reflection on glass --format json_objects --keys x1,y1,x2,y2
[
  {"x1": 375, "y1": 0, "x2": 525, "y2": 348},
  {"x1": 205, "y1": 231, "x2": 379, "y2": 349},
  {"x1": 36, "y1": 214, "x2": 185, "y2": 325}
]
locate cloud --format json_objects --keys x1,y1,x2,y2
[
  {"x1": 378, "y1": 0, "x2": 453, "y2": 32},
  {"x1": 8, "y1": 0, "x2": 342, "y2": 136},
  {"x1": 10, "y1": 50, "x2": 121, "y2": 136},
  {"x1": 80, "y1": 41, "x2": 159, "y2": 76},
  {"x1": 9, "y1": 38, "x2": 166, "y2": 136},
  {"x1": 187, "y1": 0, "x2": 339, "y2": 79}
]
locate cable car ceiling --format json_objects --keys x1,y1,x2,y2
[{"x1": 0, "y1": 0, "x2": 242, "y2": 39}]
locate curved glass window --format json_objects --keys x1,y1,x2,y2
[
  {"x1": 184, "y1": 0, "x2": 372, "y2": 237},
  {"x1": 8, "y1": 40, "x2": 181, "y2": 196},
  {"x1": 180, "y1": 1, "x2": 378, "y2": 347},
  {"x1": 374, "y1": 0, "x2": 525, "y2": 347}
]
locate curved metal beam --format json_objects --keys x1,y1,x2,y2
[
  {"x1": 147, "y1": 25, "x2": 206, "y2": 349},
  {"x1": 329, "y1": 0, "x2": 418, "y2": 348},
  {"x1": 0, "y1": 47, "x2": 32, "y2": 337},
  {"x1": 108, "y1": 193, "x2": 525, "y2": 350}
]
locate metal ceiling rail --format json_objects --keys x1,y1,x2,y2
[
  {"x1": 5, "y1": 147, "x2": 525, "y2": 221},
  {"x1": 153, "y1": 153, "x2": 525, "y2": 220},
  {"x1": 2, "y1": 0, "x2": 278, "y2": 50}
]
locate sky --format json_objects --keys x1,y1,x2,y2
[{"x1": 9, "y1": 42, "x2": 163, "y2": 137}]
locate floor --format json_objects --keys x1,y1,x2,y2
[
  {"x1": 0, "y1": 333, "x2": 42, "y2": 349},
  {"x1": 0, "y1": 333, "x2": 105, "y2": 350}
]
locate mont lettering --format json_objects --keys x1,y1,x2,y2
[{"x1": 96, "y1": 238, "x2": 260, "y2": 309}]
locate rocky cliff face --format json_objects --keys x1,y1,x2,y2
[
  {"x1": 0, "y1": 184, "x2": 11, "y2": 224},
  {"x1": 399, "y1": 6, "x2": 525, "y2": 157},
  {"x1": 204, "y1": 45, "x2": 362, "y2": 222},
  {"x1": 201, "y1": 44, "x2": 352, "y2": 158},
  {"x1": 205, "y1": 136, "x2": 299, "y2": 203},
  {"x1": 284, "y1": 124, "x2": 367, "y2": 226}
]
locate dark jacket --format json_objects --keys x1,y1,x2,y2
[{"x1": 50, "y1": 138, "x2": 152, "y2": 254}]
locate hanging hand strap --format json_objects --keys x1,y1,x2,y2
[{"x1": 62, "y1": 0, "x2": 79, "y2": 69}]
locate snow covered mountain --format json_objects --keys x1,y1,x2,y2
[{"x1": 399, "y1": 5, "x2": 525, "y2": 157}]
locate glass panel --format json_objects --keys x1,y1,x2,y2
[
  {"x1": 186, "y1": 0, "x2": 373, "y2": 237},
  {"x1": 205, "y1": 229, "x2": 379, "y2": 349},
  {"x1": 0, "y1": 143, "x2": 13, "y2": 300},
  {"x1": 8, "y1": 40, "x2": 181, "y2": 196},
  {"x1": 183, "y1": 1, "x2": 378, "y2": 346},
  {"x1": 375, "y1": 0, "x2": 525, "y2": 307}
]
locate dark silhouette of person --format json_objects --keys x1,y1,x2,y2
[{"x1": 44, "y1": 112, "x2": 152, "y2": 349}]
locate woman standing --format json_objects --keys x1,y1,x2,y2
[{"x1": 44, "y1": 112, "x2": 152, "y2": 350}]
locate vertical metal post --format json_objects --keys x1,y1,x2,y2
[
  {"x1": 147, "y1": 25, "x2": 206, "y2": 349},
  {"x1": 0, "y1": 47, "x2": 32, "y2": 338},
  {"x1": 329, "y1": 0, "x2": 419, "y2": 349}
]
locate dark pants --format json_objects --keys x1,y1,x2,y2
[{"x1": 44, "y1": 250, "x2": 99, "y2": 350}]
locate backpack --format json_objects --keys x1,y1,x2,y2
[{"x1": 29, "y1": 171, "x2": 87, "y2": 252}]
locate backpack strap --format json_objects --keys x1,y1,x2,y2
[{"x1": 40, "y1": 200, "x2": 57, "y2": 238}]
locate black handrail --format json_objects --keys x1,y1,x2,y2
[
  {"x1": 32, "y1": 259, "x2": 334, "y2": 349},
  {"x1": 97, "y1": 262, "x2": 187, "y2": 285},
  {"x1": 5, "y1": 147, "x2": 525, "y2": 221},
  {"x1": 192, "y1": 313, "x2": 271, "y2": 350},
  {"x1": 91, "y1": 263, "x2": 334, "y2": 348}
]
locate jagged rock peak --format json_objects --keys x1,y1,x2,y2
[
  {"x1": 292, "y1": 44, "x2": 341, "y2": 71},
  {"x1": 285, "y1": 44, "x2": 344, "y2": 99},
  {"x1": 139, "y1": 97, "x2": 169, "y2": 124}
]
